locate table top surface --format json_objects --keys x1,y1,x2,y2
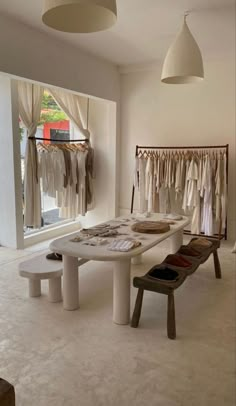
[{"x1": 49, "y1": 213, "x2": 190, "y2": 261}]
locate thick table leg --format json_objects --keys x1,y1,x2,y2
[
  {"x1": 63, "y1": 255, "x2": 79, "y2": 311},
  {"x1": 48, "y1": 277, "x2": 62, "y2": 303},
  {"x1": 131, "y1": 254, "x2": 143, "y2": 265},
  {"x1": 170, "y1": 230, "x2": 183, "y2": 254},
  {"x1": 29, "y1": 279, "x2": 41, "y2": 297},
  {"x1": 113, "y1": 259, "x2": 131, "y2": 325}
]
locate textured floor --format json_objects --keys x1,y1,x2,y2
[{"x1": 0, "y1": 238, "x2": 235, "y2": 406}]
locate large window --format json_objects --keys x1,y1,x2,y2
[{"x1": 20, "y1": 90, "x2": 74, "y2": 234}]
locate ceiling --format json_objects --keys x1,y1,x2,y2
[{"x1": 0, "y1": 0, "x2": 235, "y2": 66}]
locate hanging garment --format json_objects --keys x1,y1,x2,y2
[
  {"x1": 159, "y1": 154, "x2": 165, "y2": 186},
  {"x1": 138, "y1": 157, "x2": 147, "y2": 213},
  {"x1": 215, "y1": 153, "x2": 223, "y2": 221},
  {"x1": 201, "y1": 154, "x2": 213, "y2": 236},
  {"x1": 133, "y1": 147, "x2": 227, "y2": 238},
  {"x1": 152, "y1": 157, "x2": 159, "y2": 212},
  {"x1": 164, "y1": 154, "x2": 171, "y2": 213},
  {"x1": 76, "y1": 149, "x2": 88, "y2": 216},
  {"x1": 145, "y1": 156, "x2": 154, "y2": 212},
  {"x1": 18, "y1": 81, "x2": 43, "y2": 229},
  {"x1": 38, "y1": 143, "x2": 94, "y2": 220},
  {"x1": 175, "y1": 156, "x2": 182, "y2": 197},
  {"x1": 182, "y1": 159, "x2": 190, "y2": 212},
  {"x1": 38, "y1": 149, "x2": 49, "y2": 194},
  {"x1": 211, "y1": 153, "x2": 217, "y2": 216},
  {"x1": 134, "y1": 156, "x2": 139, "y2": 189},
  {"x1": 85, "y1": 146, "x2": 95, "y2": 210},
  {"x1": 186, "y1": 157, "x2": 201, "y2": 234},
  {"x1": 221, "y1": 152, "x2": 227, "y2": 230},
  {"x1": 171, "y1": 154, "x2": 176, "y2": 187},
  {"x1": 186, "y1": 158, "x2": 198, "y2": 209}
]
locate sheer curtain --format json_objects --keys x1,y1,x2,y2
[
  {"x1": 18, "y1": 81, "x2": 44, "y2": 228},
  {"x1": 48, "y1": 88, "x2": 90, "y2": 140}
]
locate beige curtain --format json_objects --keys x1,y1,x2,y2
[
  {"x1": 18, "y1": 81, "x2": 44, "y2": 228},
  {"x1": 48, "y1": 88, "x2": 90, "y2": 139}
]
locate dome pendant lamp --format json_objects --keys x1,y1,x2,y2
[
  {"x1": 161, "y1": 13, "x2": 204, "y2": 84},
  {"x1": 42, "y1": 0, "x2": 117, "y2": 33}
]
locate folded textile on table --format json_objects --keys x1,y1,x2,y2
[
  {"x1": 178, "y1": 246, "x2": 200, "y2": 257},
  {"x1": 189, "y1": 238, "x2": 213, "y2": 248},
  {"x1": 136, "y1": 212, "x2": 151, "y2": 218},
  {"x1": 70, "y1": 235, "x2": 83, "y2": 242},
  {"x1": 165, "y1": 254, "x2": 192, "y2": 268},
  {"x1": 80, "y1": 228, "x2": 118, "y2": 237},
  {"x1": 107, "y1": 239, "x2": 141, "y2": 252},
  {"x1": 82, "y1": 237, "x2": 107, "y2": 246},
  {"x1": 159, "y1": 219, "x2": 176, "y2": 225},
  {"x1": 163, "y1": 214, "x2": 183, "y2": 221}
]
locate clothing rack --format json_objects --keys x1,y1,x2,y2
[
  {"x1": 28, "y1": 136, "x2": 89, "y2": 142},
  {"x1": 131, "y1": 144, "x2": 229, "y2": 240}
]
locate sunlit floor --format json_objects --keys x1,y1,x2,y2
[{"x1": 0, "y1": 238, "x2": 235, "y2": 406}]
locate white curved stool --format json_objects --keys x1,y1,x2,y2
[{"x1": 19, "y1": 254, "x2": 63, "y2": 303}]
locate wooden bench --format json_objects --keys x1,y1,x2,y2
[
  {"x1": 131, "y1": 238, "x2": 221, "y2": 339},
  {"x1": 0, "y1": 378, "x2": 15, "y2": 406},
  {"x1": 19, "y1": 253, "x2": 88, "y2": 303}
]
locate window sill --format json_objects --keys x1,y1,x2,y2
[{"x1": 24, "y1": 220, "x2": 81, "y2": 248}]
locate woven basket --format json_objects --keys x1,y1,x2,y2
[{"x1": 131, "y1": 221, "x2": 170, "y2": 234}]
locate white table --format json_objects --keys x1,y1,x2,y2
[{"x1": 50, "y1": 214, "x2": 189, "y2": 325}]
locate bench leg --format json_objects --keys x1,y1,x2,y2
[
  {"x1": 131, "y1": 288, "x2": 144, "y2": 328},
  {"x1": 48, "y1": 277, "x2": 62, "y2": 303},
  {"x1": 29, "y1": 279, "x2": 41, "y2": 297},
  {"x1": 167, "y1": 292, "x2": 176, "y2": 339},
  {"x1": 213, "y1": 250, "x2": 222, "y2": 279}
]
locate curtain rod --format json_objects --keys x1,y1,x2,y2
[{"x1": 28, "y1": 136, "x2": 89, "y2": 142}]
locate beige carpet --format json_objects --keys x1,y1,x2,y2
[{"x1": 0, "y1": 238, "x2": 235, "y2": 406}]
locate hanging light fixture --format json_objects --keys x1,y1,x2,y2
[
  {"x1": 42, "y1": 0, "x2": 117, "y2": 33},
  {"x1": 161, "y1": 13, "x2": 204, "y2": 84}
]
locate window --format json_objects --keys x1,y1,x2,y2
[{"x1": 20, "y1": 90, "x2": 75, "y2": 234}]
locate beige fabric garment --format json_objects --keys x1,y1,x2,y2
[
  {"x1": 18, "y1": 81, "x2": 43, "y2": 228},
  {"x1": 48, "y1": 88, "x2": 90, "y2": 140},
  {"x1": 221, "y1": 153, "x2": 227, "y2": 231}
]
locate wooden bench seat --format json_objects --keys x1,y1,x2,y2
[
  {"x1": 0, "y1": 378, "x2": 15, "y2": 406},
  {"x1": 131, "y1": 238, "x2": 222, "y2": 339}
]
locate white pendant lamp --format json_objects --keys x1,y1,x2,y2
[
  {"x1": 161, "y1": 14, "x2": 204, "y2": 84},
  {"x1": 42, "y1": 0, "x2": 117, "y2": 33}
]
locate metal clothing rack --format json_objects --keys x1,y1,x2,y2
[
  {"x1": 131, "y1": 144, "x2": 229, "y2": 240},
  {"x1": 28, "y1": 136, "x2": 89, "y2": 142}
]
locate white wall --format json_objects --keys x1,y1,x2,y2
[
  {"x1": 120, "y1": 58, "x2": 236, "y2": 240},
  {"x1": 0, "y1": 14, "x2": 120, "y2": 103},
  {"x1": 0, "y1": 77, "x2": 24, "y2": 248},
  {"x1": 0, "y1": 14, "x2": 120, "y2": 248}
]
